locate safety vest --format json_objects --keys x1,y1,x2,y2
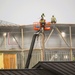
[
  {"x1": 51, "y1": 17, "x2": 56, "y2": 21},
  {"x1": 40, "y1": 19, "x2": 45, "y2": 23}
]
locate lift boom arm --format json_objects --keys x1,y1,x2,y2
[{"x1": 25, "y1": 31, "x2": 40, "y2": 68}]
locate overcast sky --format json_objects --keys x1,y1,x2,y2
[{"x1": 0, "y1": 0, "x2": 75, "y2": 24}]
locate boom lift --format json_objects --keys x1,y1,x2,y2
[{"x1": 25, "y1": 19, "x2": 50, "y2": 68}]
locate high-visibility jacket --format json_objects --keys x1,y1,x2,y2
[
  {"x1": 40, "y1": 19, "x2": 45, "y2": 23},
  {"x1": 51, "y1": 17, "x2": 56, "y2": 21}
]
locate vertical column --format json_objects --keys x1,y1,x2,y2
[
  {"x1": 21, "y1": 27, "x2": 24, "y2": 49},
  {"x1": 69, "y1": 26, "x2": 73, "y2": 61},
  {"x1": 20, "y1": 26, "x2": 24, "y2": 68},
  {"x1": 3, "y1": 33, "x2": 7, "y2": 49},
  {"x1": 41, "y1": 28, "x2": 45, "y2": 61}
]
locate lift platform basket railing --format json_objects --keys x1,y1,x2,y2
[{"x1": 33, "y1": 22, "x2": 51, "y2": 31}]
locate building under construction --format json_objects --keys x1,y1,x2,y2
[{"x1": 0, "y1": 20, "x2": 75, "y2": 74}]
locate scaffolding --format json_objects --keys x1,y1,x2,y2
[{"x1": 0, "y1": 20, "x2": 75, "y2": 68}]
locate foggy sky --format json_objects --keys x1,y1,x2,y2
[{"x1": 0, "y1": 0, "x2": 75, "y2": 24}]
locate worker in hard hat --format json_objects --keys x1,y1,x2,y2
[
  {"x1": 51, "y1": 15, "x2": 56, "y2": 23},
  {"x1": 40, "y1": 13, "x2": 46, "y2": 28}
]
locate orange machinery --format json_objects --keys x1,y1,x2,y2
[{"x1": 33, "y1": 22, "x2": 51, "y2": 31}]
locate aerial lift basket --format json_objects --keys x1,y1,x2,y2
[{"x1": 33, "y1": 22, "x2": 51, "y2": 31}]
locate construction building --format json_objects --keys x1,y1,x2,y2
[{"x1": 0, "y1": 20, "x2": 75, "y2": 74}]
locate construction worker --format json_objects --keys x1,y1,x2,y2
[
  {"x1": 51, "y1": 15, "x2": 56, "y2": 23},
  {"x1": 40, "y1": 13, "x2": 46, "y2": 28}
]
